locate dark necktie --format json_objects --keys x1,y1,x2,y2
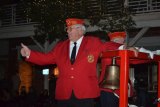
[{"x1": 71, "y1": 42, "x2": 77, "y2": 64}]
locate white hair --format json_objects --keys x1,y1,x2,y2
[{"x1": 74, "y1": 24, "x2": 86, "y2": 34}]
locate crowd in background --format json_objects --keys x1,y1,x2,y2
[
  {"x1": 0, "y1": 86, "x2": 56, "y2": 107},
  {"x1": 0, "y1": 73, "x2": 158, "y2": 107}
]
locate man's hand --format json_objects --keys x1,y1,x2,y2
[
  {"x1": 21, "y1": 43, "x2": 31, "y2": 58},
  {"x1": 119, "y1": 44, "x2": 139, "y2": 57}
]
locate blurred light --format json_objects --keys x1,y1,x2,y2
[
  {"x1": 54, "y1": 67, "x2": 59, "y2": 77},
  {"x1": 42, "y1": 69, "x2": 49, "y2": 75}
]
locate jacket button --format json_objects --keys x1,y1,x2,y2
[{"x1": 70, "y1": 76, "x2": 74, "y2": 79}]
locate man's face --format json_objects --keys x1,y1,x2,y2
[
  {"x1": 111, "y1": 37, "x2": 125, "y2": 44},
  {"x1": 67, "y1": 25, "x2": 83, "y2": 42}
]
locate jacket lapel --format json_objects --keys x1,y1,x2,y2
[
  {"x1": 75, "y1": 37, "x2": 87, "y2": 64},
  {"x1": 65, "y1": 40, "x2": 71, "y2": 65}
]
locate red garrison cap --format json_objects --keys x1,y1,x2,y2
[
  {"x1": 108, "y1": 32, "x2": 126, "y2": 40},
  {"x1": 66, "y1": 18, "x2": 84, "y2": 27}
]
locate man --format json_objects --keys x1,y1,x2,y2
[
  {"x1": 99, "y1": 32, "x2": 135, "y2": 107},
  {"x1": 21, "y1": 18, "x2": 137, "y2": 107},
  {"x1": 108, "y1": 32, "x2": 126, "y2": 44}
]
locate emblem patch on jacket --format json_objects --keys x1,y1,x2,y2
[{"x1": 87, "y1": 54, "x2": 94, "y2": 63}]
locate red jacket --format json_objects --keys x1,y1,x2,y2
[{"x1": 26, "y1": 36, "x2": 120, "y2": 100}]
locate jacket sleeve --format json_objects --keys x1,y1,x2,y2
[
  {"x1": 26, "y1": 42, "x2": 61, "y2": 65},
  {"x1": 26, "y1": 50, "x2": 56, "y2": 65}
]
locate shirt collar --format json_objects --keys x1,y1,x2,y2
[{"x1": 70, "y1": 36, "x2": 83, "y2": 46}]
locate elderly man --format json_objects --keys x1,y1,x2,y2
[{"x1": 20, "y1": 18, "x2": 137, "y2": 107}]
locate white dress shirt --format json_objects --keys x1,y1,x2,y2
[{"x1": 69, "y1": 36, "x2": 83, "y2": 59}]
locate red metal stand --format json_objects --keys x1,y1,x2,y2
[{"x1": 102, "y1": 50, "x2": 160, "y2": 107}]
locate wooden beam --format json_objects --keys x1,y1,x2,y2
[{"x1": 129, "y1": 27, "x2": 149, "y2": 46}]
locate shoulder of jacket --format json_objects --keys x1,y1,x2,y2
[
  {"x1": 85, "y1": 35, "x2": 100, "y2": 41},
  {"x1": 56, "y1": 39, "x2": 69, "y2": 45},
  {"x1": 52, "y1": 39, "x2": 69, "y2": 49}
]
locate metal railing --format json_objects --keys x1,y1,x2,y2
[
  {"x1": 129, "y1": 0, "x2": 160, "y2": 14},
  {"x1": 0, "y1": 0, "x2": 160, "y2": 27},
  {"x1": 0, "y1": 4, "x2": 31, "y2": 27}
]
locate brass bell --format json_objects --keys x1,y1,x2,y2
[{"x1": 100, "y1": 57, "x2": 120, "y2": 90}]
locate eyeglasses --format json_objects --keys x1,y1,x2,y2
[{"x1": 66, "y1": 26, "x2": 80, "y2": 32}]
